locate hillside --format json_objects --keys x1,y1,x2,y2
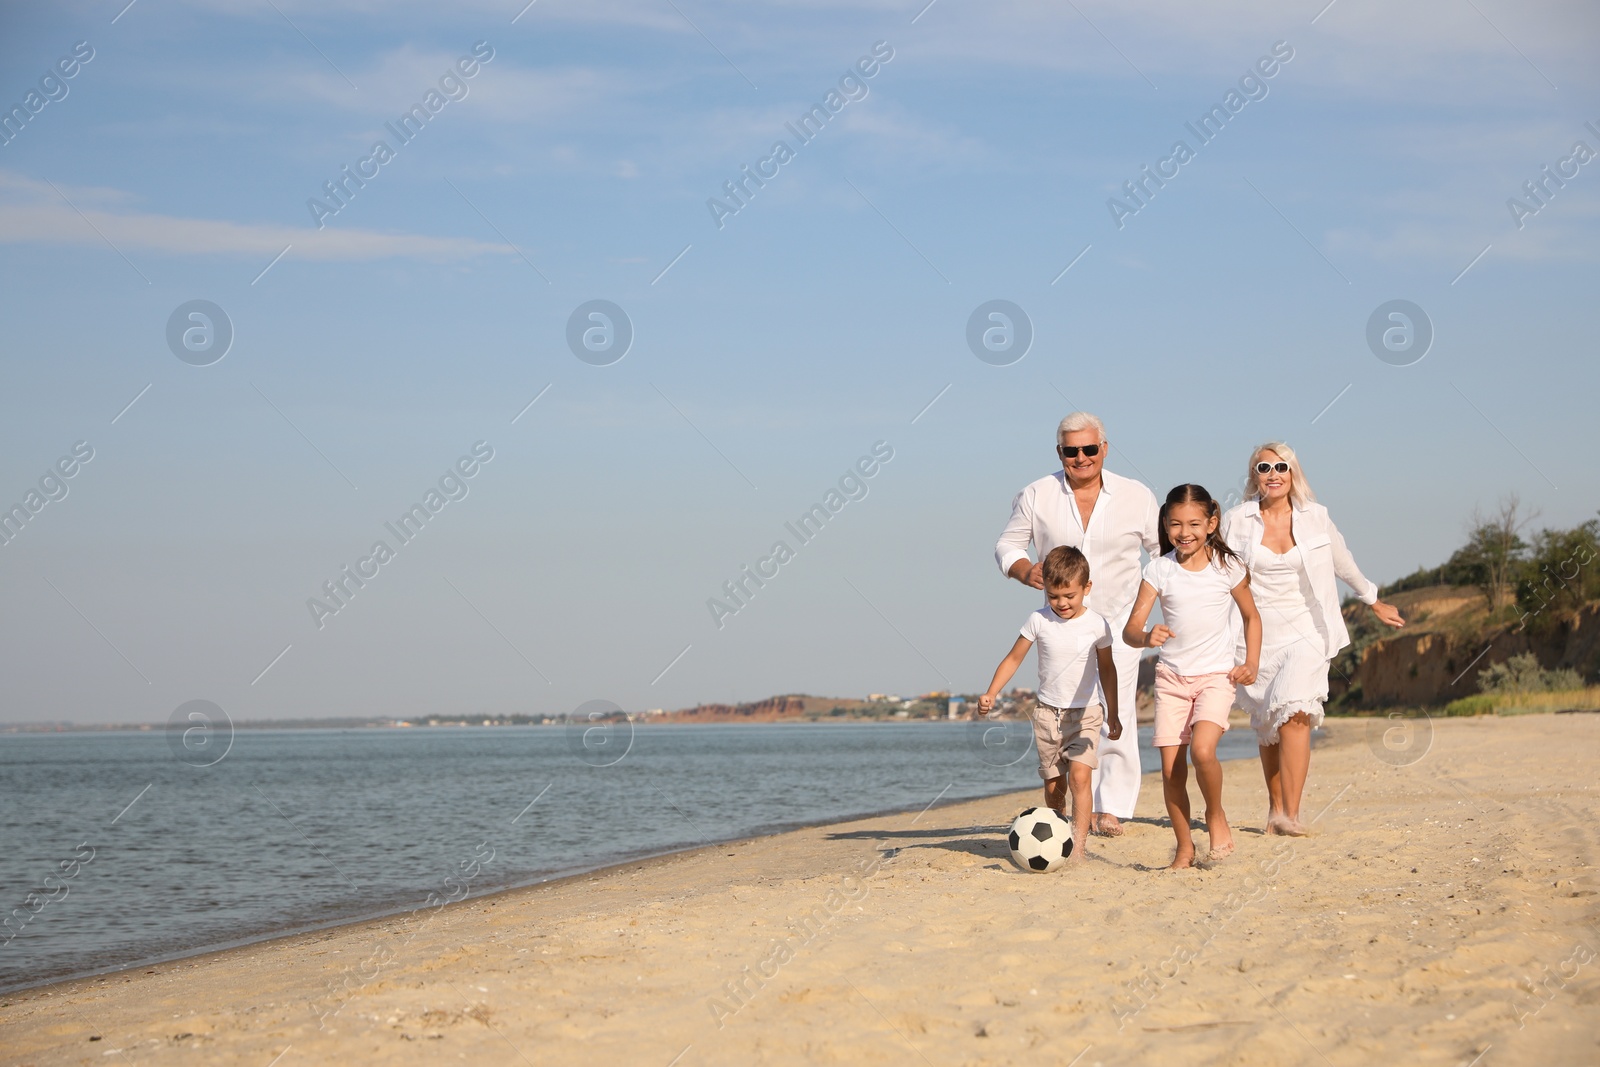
[{"x1": 1330, "y1": 585, "x2": 1600, "y2": 708}]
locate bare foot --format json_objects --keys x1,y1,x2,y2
[
  {"x1": 1205, "y1": 811, "x2": 1234, "y2": 857},
  {"x1": 1094, "y1": 814, "x2": 1125, "y2": 837},
  {"x1": 1284, "y1": 818, "x2": 1309, "y2": 837},
  {"x1": 1265, "y1": 812, "x2": 1296, "y2": 836},
  {"x1": 1206, "y1": 841, "x2": 1236, "y2": 862},
  {"x1": 1165, "y1": 847, "x2": 1196, "y2": 870}
]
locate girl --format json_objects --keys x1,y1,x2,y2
[{"x1": 1124, "y1": 484, "x2": 1261, "y2": 869}]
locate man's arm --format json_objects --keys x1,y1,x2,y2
[{"x1": 996, "y1": 486, "x2": 1042, "y2": 587}]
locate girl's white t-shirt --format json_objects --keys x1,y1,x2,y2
[
  {"x1": 1142, "y1": 551, "x2": 1247, "y2": 676},
  {"x1": 1020, "y1": 607, "x2": 1112, "y2": 708}
]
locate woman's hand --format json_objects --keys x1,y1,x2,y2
[
  {"x1": 977, "y1": 693, "x2": 996, "y2": 715},
  {"x1": 1370, "y1": 600, "x2": 1404, "y2": 628},
  {"x1": 1229, "y1": 662, "x2": 1257, "y2": 685},
  {"x1": 1145, "y1": 624, "x2": 1172, "y2": 647}
]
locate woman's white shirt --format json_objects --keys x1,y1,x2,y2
[{"x1": 1220, "y1": 499, "x2": 1378, "y2": 660}]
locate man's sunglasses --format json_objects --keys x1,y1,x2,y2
[
  {"x1": 1058, "y1": 444, "x2": 1102, "y2": 459},
  {"x1": 1255, "y1": 461, "x2": 1290, "y2": 475}
]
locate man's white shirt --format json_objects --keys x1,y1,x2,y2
[{"x1": 995, "y1": 469, "x2": 1161, "y2": 620}]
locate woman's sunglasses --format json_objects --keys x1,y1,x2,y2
[
  {"x1": 1058, "y1": 444, "x2": 1102, "y2": 458},
  {"x1": 1255, "y1": 461, "x2": 1290, "y2": 475}
]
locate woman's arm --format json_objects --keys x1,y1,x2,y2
[
  {"x1": 1121, "y1": 581, "x2": 1169, "y2": 648},
  {"x1": 1327, "y1": 513, "x2": 1405, "y2": 628},
  {"x1": 1229, "y1": 579, "x2": 1261, "y2": 685},
  {"x1": 978, "y1": 636, "x2": 1033, "y2": 713}
]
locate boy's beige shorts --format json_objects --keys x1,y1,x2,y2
[{"x1": 1031, "y1": 701, "x2": 1104, "y2": 779}]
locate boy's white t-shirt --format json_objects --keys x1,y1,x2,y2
[
  {"x1": 1020, "y1": 607, "x2": 1113, "y2": 709},
  {"x1": 1142, "y1": 551, "x2": 1248, "y2": 676}
]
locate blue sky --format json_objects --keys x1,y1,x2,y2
[{"x1": 1, "y1": 0, "x2": 1596, "y2": 724}]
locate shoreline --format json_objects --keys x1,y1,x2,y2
[
  {"x1": 11, "y1": 715, "x2": 1594, "y2": 1066},
  {"x1": 4, "y1": 716, "x2": 1270, "y2": 996}
]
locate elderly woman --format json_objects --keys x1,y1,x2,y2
[{"x1": 1220, "y1": 442, "x2": 1405, "y2": 835}]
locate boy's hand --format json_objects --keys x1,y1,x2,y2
[
  {"x1": 1106, "y1": 716, "x2": 1123, "y2": 741},
  {"x1": 1146, "y1": 624, "x2": 1172, "y2": 647},
  {"x1": 977, "y1": 694, "x2": 996, "y2": 715},
  {"x1": 1228, "y1": 663, "x2": 1257, "y2": 685}
]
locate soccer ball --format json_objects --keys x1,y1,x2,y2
[{"x1": 1007, "y1": 807, "x2": 1074, "y2": 872}]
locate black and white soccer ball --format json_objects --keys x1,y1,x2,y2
[{"x1": 1007, "y1": 807, "x2": 1074, "y2": 872}]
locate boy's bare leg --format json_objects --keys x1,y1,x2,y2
[
  {"x1": 1190, "y1": 722, "x2": 1233, "y2": 859},
  {"x1": 1067, "y1": 761, "x2": 1092, "y2": 861},
  {"x1": 1159, "y1": 745, "x2": 1195, "y2": 869},
  {"x1": 1260, "y1": 742, "x2": 1294, "y2": 834},
  {"x1": 1043, "y1": 774, "x2": 1067, "y2": 815},
  {"x1": 1276, "y1": 713, "x2": 1313, "y2": 834}
]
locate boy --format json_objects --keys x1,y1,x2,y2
[{"x1": 978, "y1": 545, "x2": 1122, "y2": 859}]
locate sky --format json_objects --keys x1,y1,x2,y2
[{"x1": 0, "y1": 0, "x2": 1596, "y2": 725}]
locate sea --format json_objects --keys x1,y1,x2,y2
[{"x1": 0, "y1": 721, "x2": 1261, "y2": 992}]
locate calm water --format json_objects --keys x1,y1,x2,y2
[{"x1": 0, "y1": 721, "x2": 1257, "y2": 991}]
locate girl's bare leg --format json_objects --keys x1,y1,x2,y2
[
  {"x1": 1159, "y1": 745, "x2": 1195, "y2": 869},
  {"x1": 1277, "y1": 713, "x2": 1313, "y2": 834},
  {"x1": 1190, "y1": 722, "x2": 1233, "y2": 858}
]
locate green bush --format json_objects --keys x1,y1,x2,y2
[
  {"x1": 1476, "y1": 652, "x2": 1582, "y2": 695},
  {"x1": 1442, "y1": 694, "x2": 1497, "y2": 717}
]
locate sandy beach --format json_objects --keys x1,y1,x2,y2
[{"x1": 6, "y1": 713, "x2": 1597, "y2": 1066}]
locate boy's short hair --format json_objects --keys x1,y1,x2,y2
[{"x1": 1042, "y1": 545, "x2": 1090, "y2": 589}]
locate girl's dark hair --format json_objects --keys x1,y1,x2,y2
[{"x1": 1158, "y1": 484, "x2": 1243, "y2": 571}]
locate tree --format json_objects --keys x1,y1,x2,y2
[
  {"x1": 1458, "y1": 495, "x2": 1534, "y2": 614},
  {"x1": 1516, "y1": 518, "x2": 1600, "y2": 625}
]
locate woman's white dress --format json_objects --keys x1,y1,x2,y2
[{"x1": 1237, "y1": 544, "x2": 1331, "y2": 745}]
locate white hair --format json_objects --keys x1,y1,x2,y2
[
  {"x1": 1056, "y1": 411, "x2": 1106, "y2": 446},
  {"x1": 1246, "y1": 441, "x2": 1316, "y2": 507}
]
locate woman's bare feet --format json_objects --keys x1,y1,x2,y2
[
  {"x1": 1284, "y1": 818, "x2": 1309, "y2": 837},
  {"x1": 1265, "y1": 811, "x2": 1296, "y2": 835},
  {"x1": 1165, "y1": 847, "x2": 1196, "y2": 870},
  {"x1": 1206, "y1": 841, "x2": 1236, "y2": 862}
]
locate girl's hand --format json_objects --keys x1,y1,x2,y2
[
  {"x1": 1229, "y1": 663, "x2": 1257, "y2": 685},
  {"x1": 1146, "y1": 624, "x2": 1173, "y2": 647},
  {"x1": 1371, "y1": 600, "x2": 1405, "y2": 628},
  {"x1": 977, "y1": 694, "x2": 996, "y2": 715}
]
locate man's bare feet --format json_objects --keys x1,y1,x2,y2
[{"x1": 1093, "y1": 814, "x2": 1125, "y2": 837}]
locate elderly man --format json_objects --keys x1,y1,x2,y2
[{"x1": 995, "y1": 412, "x2": 1159, "y2": 836}]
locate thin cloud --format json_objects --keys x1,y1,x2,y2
[{"x1": 0, "y1": 170, "x2": 511, "y2": 261}]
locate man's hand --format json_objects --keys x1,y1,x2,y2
[
  {"x1": 1008, "y1": 558, "x2": 1045, "y2": 589},
  {"x1": 1228, "y1": 663, "x2": 1257, "y2": 685},
  {"x1": 1106, "y1": 716, "x2": 1123, "y2": 741},
  {"x1": 1146, "y1": 624, "x2": 1172, "y2": 647}
]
